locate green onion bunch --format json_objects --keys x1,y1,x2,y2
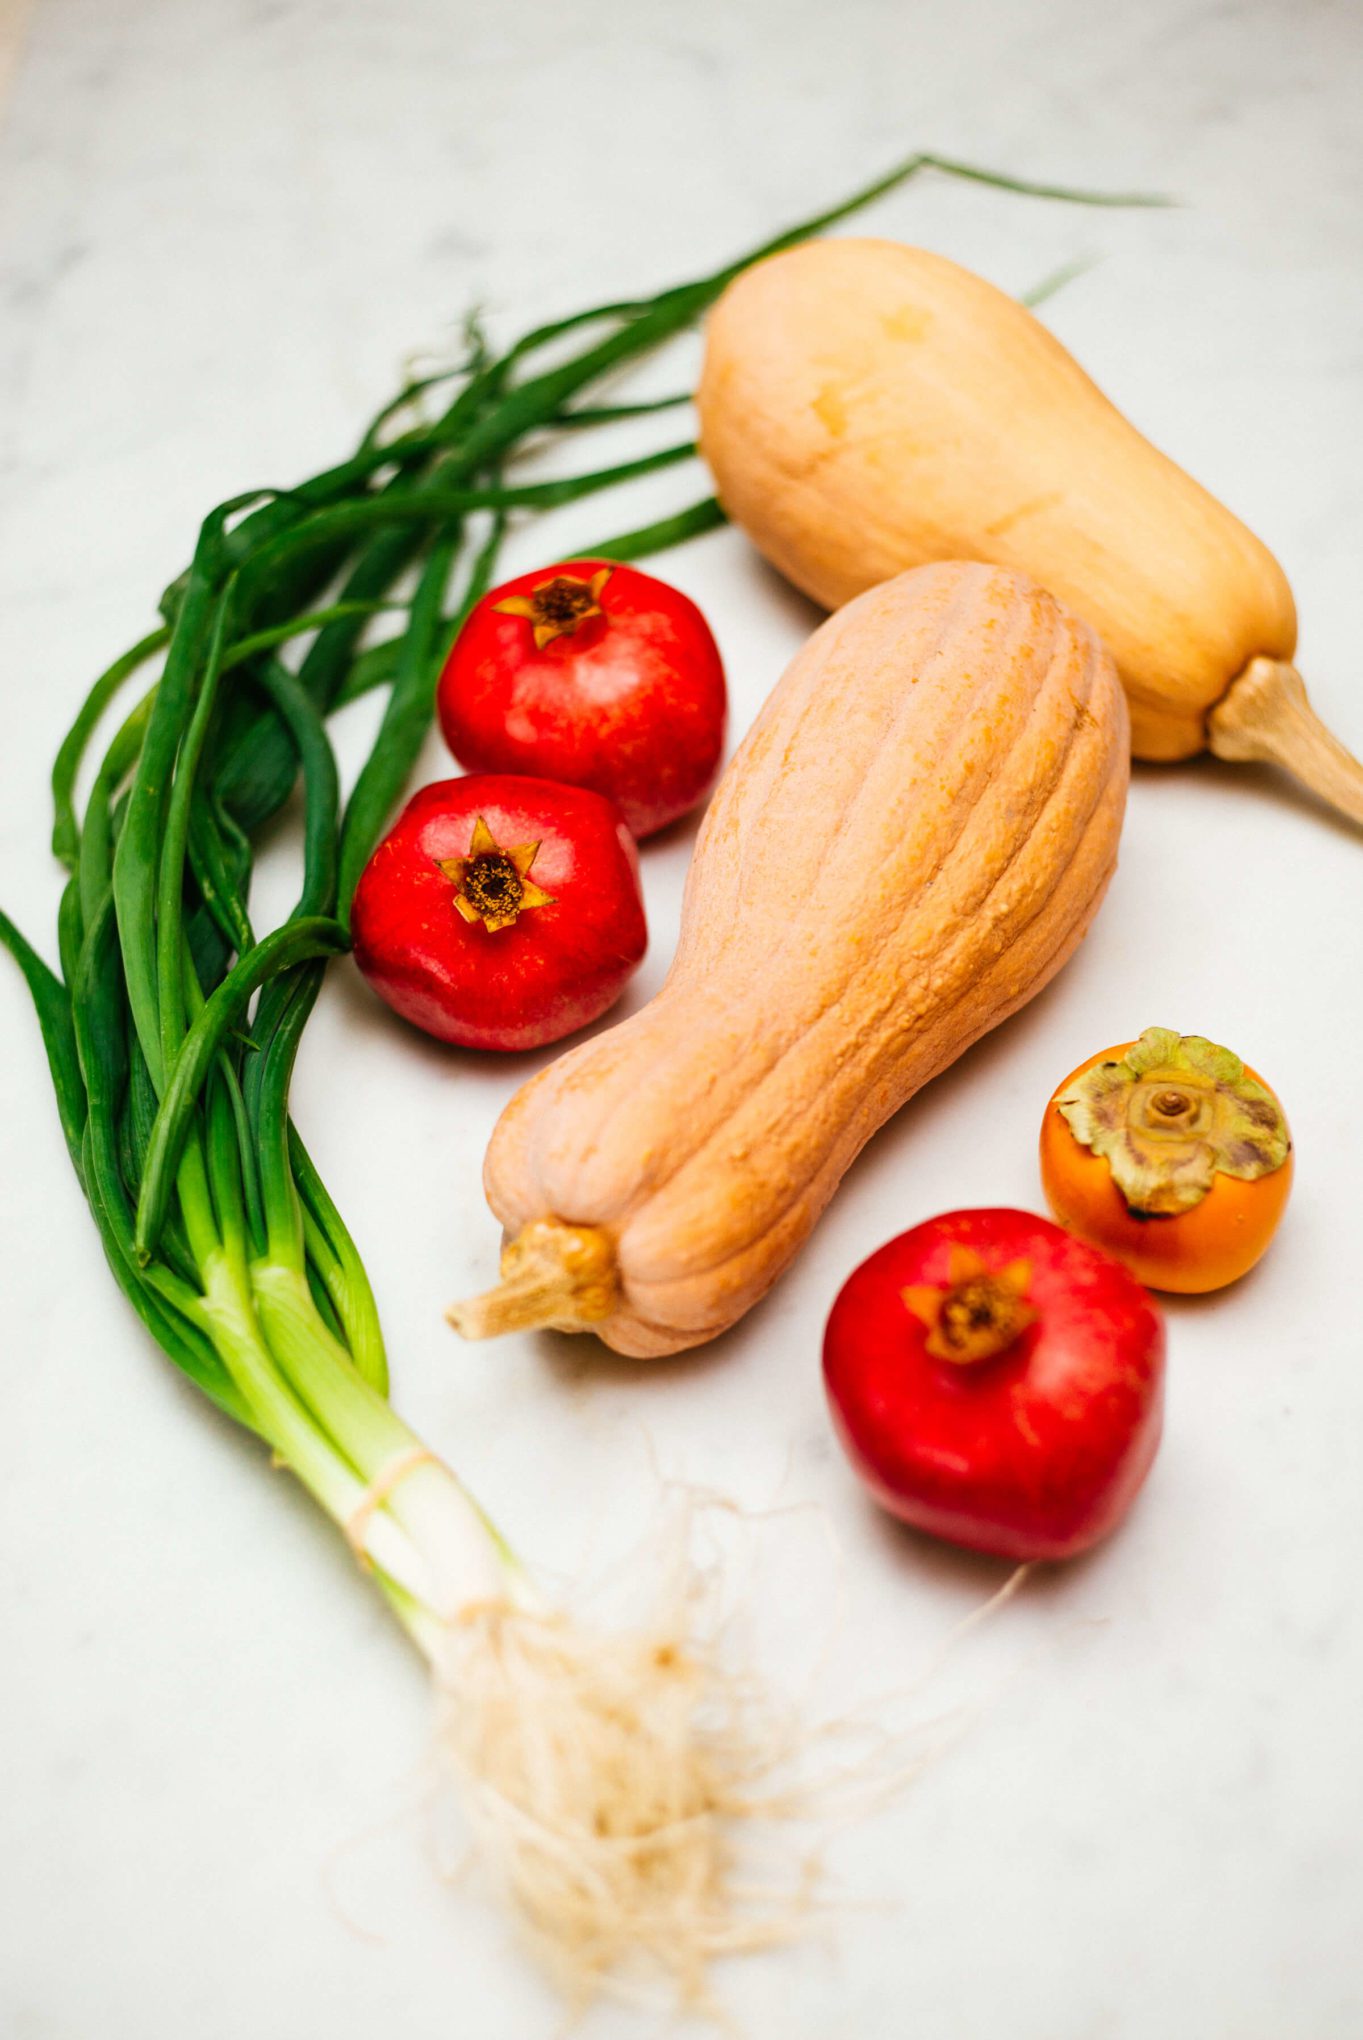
[{"x1": 0, "y1": 152, "x2": 1162, "y2": 1995}]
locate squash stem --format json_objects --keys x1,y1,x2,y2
[
  {"x1": 1208, "y1": 657, "x2": 1363, "y2": 828},
  {"x1": 448, "y1": 1219, "x2": 618, "y2": 1340}
]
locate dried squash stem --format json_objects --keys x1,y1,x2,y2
[
  {"x1": 448, "y1": 1218, "x2": 618, "y2": 1339},
  {"x1": 1208, "y1": 658, "x2": 1363, "y2": 826}
]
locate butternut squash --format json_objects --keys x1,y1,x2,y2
[
  {"x1": 450, "y1": 561, "x2": 1129, "y2": 1358},
  {"x1": 696, "y1": 238, "x2": 1363, "y2": 825}
]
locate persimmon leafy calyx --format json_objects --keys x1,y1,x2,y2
[
  {"x1": 492, "y1": 567, "x2": 613, "y2": 650},
  {"x1": 1056, "y1": 1027, "x2": 1289, "y2": 1216},
  {"x1": 439, "y1": 816, "x2": 555, "y2": 932},
  {"x1": 902, "y1": 1245, "x2": 1036, "y2": 1364}
]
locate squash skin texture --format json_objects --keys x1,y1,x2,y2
[
  {"x1": 479, "y1": 561, "x2": 1129, "y2": 1358},
  {"x1": 696, "y1": 238, "x2": 1297, "y2": 761}
]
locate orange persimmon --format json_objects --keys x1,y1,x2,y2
[{"x1": 1039, "y1": 1029, "x2": 1292, "y2": 1294}]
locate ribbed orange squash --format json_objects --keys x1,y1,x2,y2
[
  {"x1": 450, "y1": 561, "x2": 1128, "y2": 1358},
  {"x1": 696, "y1": 239, "x2": 1363, "y2": 825}
]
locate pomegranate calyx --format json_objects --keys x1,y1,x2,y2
[
  {"x1": 493, "y1": 566, "x2": 612, "y2": 650},
  {"x1": 902, "y1": 1245, "x2": 1036, "y2": 1364},
  {"x1": 438, "y1": 815, "x2": 555, "y2": 933}
]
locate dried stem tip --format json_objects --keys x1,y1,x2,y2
[
  {"x1": 1209, "y1": 658, "x2": 1363, "y2": 828},
  {"x1": 448, "y1": 1219, "x2": 617, "y2": 1340}
]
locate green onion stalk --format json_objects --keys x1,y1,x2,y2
[{"x1": 1, "y1": 153, "x2": 1164, "y2": 2001}]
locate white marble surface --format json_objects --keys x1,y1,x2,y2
[{"x1": 3, "y1": 1, "x2": 1362, "y2": 2035}]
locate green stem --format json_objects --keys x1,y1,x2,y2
[
  {"x1": 52, "y1": 627, "x2": 171, "y2": 871},
  {"x1": 250, "y1": 964, "x2": 324, "y2": 1268},
  {"x1": 0, "y1": 907, "x2": 87, "y2": 1179},
  {"x1": 920, "y1": 150, "x2": 1172, "y2": 208},
  {"x1": 156, "y1": 587, "x2": 235, "y2": 1072},
  {"x1": 220, "y1": 599, "x2": 404, "y2": 673},
  {"x1": 134, "y1": 917, "x2": 348, "y2": 1260},
  {"x1": 232, "y1": 440, "x2": 697, "y2": 611},
  {"x1": 289, "y1": 1126, "x2": 387, "y2": 1394},
  {"x1": 113, "y1": 511, "x2": 238, "y2": 1093},
  {"x1": 579, "y1": 493, "x2": 728, "y2": 564},
  {"x1": 252, "y1": 663, "x2": 340, "y2": 922},
  {"x1": 336, "y1": 534, "x2": 462, "y2": 910},
  {"x1": 220, "y1": 1052, "x2": 267, "y2": 1261}
]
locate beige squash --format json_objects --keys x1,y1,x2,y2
[
  {"x1": 450, "y1": 561, "x2": 1128, "y2": 1358},
  {"x1": 696, "y1": 238, "x2": 1363, "y2": 821}
]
